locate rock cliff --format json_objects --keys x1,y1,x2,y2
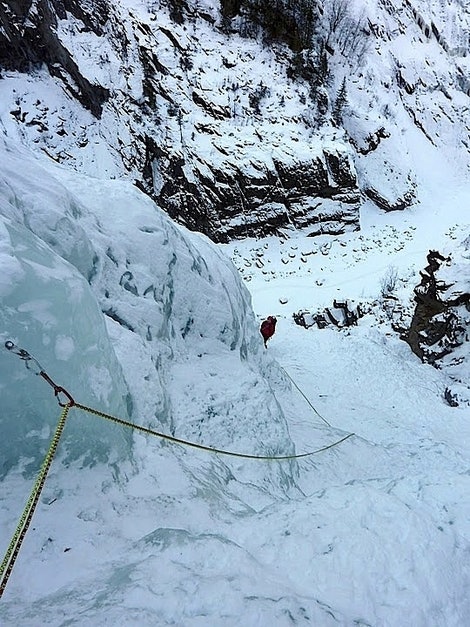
[{"x1": 0, "y1": 0, "x2": 468, "y2": 241}]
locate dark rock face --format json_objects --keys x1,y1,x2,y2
[
  {"x1": 364, "y1": 186, "x2": 416, "y2": 212},
  {"x1": 0, "y1": 0, "x2": 361, "y2": 242},
  {"x1": 403, "y1": 250, "x2": 469, "y2": 364},
  {"x1": 0, "y1": 0, "x2": 110, "y2": 117},
  {"x1": 148, "y1": 146, "x2": 360, "y2": 243}
]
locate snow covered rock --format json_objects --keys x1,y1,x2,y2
[
  {"x1": 3, "y1": 0, "x2": 467, "y2": 243},
  {"x1": 0, "y1": 0, "x2": 111, "y2": 117},
  {"x1": 404, "y1": 244, "x2": 470, "y2": 404},
  {"x1": 156, "y1": 141, "x2": 360, "y2": 242}
]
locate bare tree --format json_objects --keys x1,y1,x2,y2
[
  {"x1": 325, "y1": 0, "x2": 350, "y2": 42},
  {"x1": 325, "y1": 0, "x2": 369, "y2": 65}
]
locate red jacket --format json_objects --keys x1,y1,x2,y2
[{"x1": 260, "y1": 316, "x2": 277, "y2": 343}]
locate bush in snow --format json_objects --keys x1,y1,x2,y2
[{"x1": 380, "y1": 265, "x2": 399, "y2": 299}]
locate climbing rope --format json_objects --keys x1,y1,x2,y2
[
  {"x1": 75, "y1": 401, "x2": 353, "y2": 460},
  {"x1": 280, "y1": 365, "x2": 332, "y2": 428},
  {"x1": 1, "y1": 341, "x2": 354, "y2": 598},
  {"x1": 3, "y1": 341, "x2": 349, "y2": 461},
  {"x1": 0, "y1": 403, "x2": 70, "y2": 599}
]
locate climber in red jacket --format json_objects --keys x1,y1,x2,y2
[{"x1": 260, "y1": 316, "x2": 277, "y2": 347}]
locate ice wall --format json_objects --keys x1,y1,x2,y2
[
  {"x1": 56, "y1": 162, "x2": 298, "y2": 494},
  {"x1": 0, "y1": 135, "x2": 296, "y2": 491},
  {"x1": 0, "y1": 218, "x2": 132, "y2": 478},
  {"x1": 0, "y1": 138, "x2": 128, "y2": 477}
]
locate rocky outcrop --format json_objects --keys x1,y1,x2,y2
[
  {"x1": 148, "y1": 144, "x2": 360, "y2": 242},
  {"x1": 0, "y1": 0, "x2": 110, "y2": 117},
  {"x1": 399, "y1": 246, "x2": 470, "y2": 405},
  {"x1": 364, "y1": 186, "x2": 416, "y2": 212},
  {"x1": 293, "y1": 300, "x2": 364, "y2": 330},
  {"x1": 403, "y1": 249, "x2": 469, "y2": 364}
]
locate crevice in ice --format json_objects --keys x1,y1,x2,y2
[{"x1": 102, "y1": 308, "x2": 135, "y2": 332}]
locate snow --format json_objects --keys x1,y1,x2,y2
[{"x1": 1, "y1": 0, "x2": 470, "y2": 624}]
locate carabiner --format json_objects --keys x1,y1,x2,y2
[{"x1": 54, "y1": 386, "x2": 75, "y2": 407}]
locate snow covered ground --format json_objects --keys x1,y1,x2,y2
[{"x1": 220, "y1": 174, "x2": 470, "y2": 625}]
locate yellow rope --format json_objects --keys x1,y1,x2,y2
[
  {"x1": 75, "y1": 402, "x2": 354, "y2": 460},
  {"x1": 0, "y1": 404, "x2": 70, "y2": 599}
]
